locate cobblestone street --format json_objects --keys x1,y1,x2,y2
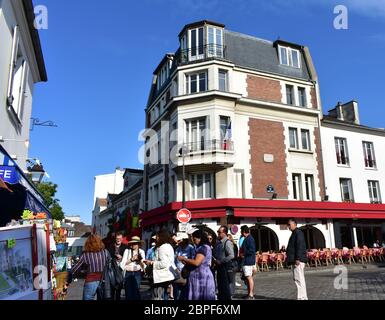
[{"x1": 66, "y1": 263, "x2": 385, "y2": 300}]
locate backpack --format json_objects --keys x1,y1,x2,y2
[{"x1": 97, "y1": 250, "x2": 123, "y2": 300}]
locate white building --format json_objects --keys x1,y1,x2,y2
[
  {"x1": 91, "y1": 167, "x2": 125, "y2": 234},
  {"x1": 141, "y1": 20, "x2": 333, "y2": 250},
  {"x1": 0, "y1": 0, "x2": 47, "y2": 170},
  {"x1": 321, "y1": 101, "x2": 385, "y2": 247},
  {"x1": 139, "y1": 20, "x2": 385, "y2": 252},
  {"x1": 94, "y1": 169, "x2": 144, "y2": 240}
]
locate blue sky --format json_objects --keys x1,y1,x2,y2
[{"x1": 30, "y1": 0, "x2": 385, "y2": 224}]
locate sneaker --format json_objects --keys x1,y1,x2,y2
[{"x1": 245, "y1": 295, "x2": 255, "y2": 300}]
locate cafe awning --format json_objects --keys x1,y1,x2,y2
[{"x1": 0, "y1": 145, "x2": 51, "y2": 226}]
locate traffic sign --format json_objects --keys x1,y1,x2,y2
[{"x1": 177, "y1": 208, "x2": 192, "y2": 224}]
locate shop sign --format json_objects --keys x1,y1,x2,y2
[{"x1": 0, "y1": 166, "x2": 19, "y2": 184}]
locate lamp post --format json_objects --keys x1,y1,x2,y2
[{"x1": 179, "y1": 145, "x2": 188, "y2": 209}]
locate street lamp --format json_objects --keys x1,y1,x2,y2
[
  {"x1": 27, "y1": 160, "x2": 45, "y2": 184},
  {"x1": 179, "y1": 145, "x2": 188, "y2": 209}
]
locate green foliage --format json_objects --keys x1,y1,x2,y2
[{"x1": 35, "y1": 182, "x2": 65, "y2": 221}]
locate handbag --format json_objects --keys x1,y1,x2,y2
[{"x1": 97, "y1": 251, "x2": 113, "y2": 300}]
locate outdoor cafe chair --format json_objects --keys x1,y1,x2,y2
[
  {"x1": 323, "y1": 249, "x2": 333, "y2": 266},
  {"x1": 275, "y1": 253, "x2": 285, "y2": 271},
  {"x1": 358, "y1": 249, "x2": 368, "y2": 264},
  {"x1": 260, "y1": 253, "x2": 270, "y2": 272},
  {"x1": 309, "y1": 250, "x2": 321, "y2": 267},
  {"x1": 367, "y1": 248, "x2": 375, "y2": 263},
  {"x1": 334, "y1": 249, "x2": 344, "y2": 265},
  {"x1": 345, "y1": 249, "x2": 356, "y2": 264}
]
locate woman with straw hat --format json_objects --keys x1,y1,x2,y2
[{"x1": 120, "y1": 236, "x2": 145, "y2": 300}]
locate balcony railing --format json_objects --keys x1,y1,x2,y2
[
  {"x1": 180, "y1": 139, "x2": 234, "y2": 154},
  {"x1": 176, "y1": 44, "x2": 227, "y2": 65}
]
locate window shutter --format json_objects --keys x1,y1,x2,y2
[
  {"x1": 17, "y1": 61, "x2": 29, "y2": 120},
  {"x1": 7, "y1": 25, "x2": 20, "y2": 105}
]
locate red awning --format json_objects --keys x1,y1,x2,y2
[
  {"x1": 233, "y1": 200, "x2": 385, "y2": 219},
  {"x1": 139, "y1": 199, "x2": 385, "y2": 228}
]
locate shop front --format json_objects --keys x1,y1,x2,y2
[
  {"x1": 0, "y1": 144, "x2": 51, "y2": 227},
  {"x1": 140, "y1": 199, "x2": 385, "y2": 252}
]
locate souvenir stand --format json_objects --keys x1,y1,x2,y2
[
  {"x1": 51, "y1": 220, "x2": 70, "y2": 300},
  {"x1": 0, "y1": 219, "x2": 52, "y2": 300},
  {"x1": 0, "y1": 145, "x2": 53, "y2": 300}
]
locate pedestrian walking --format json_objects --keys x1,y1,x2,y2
[
  {"x1": 144, "y1": 230, "x2": 177, "y2": 300},
  {"x1": 177, "y1": 229, "x2": 216, "y2": 300},
  {"x1": 120, "y1": 236, "x2": 145, "y2": 300},
  {"x1": 287, "y1": 219, "x2": 308, "y2": 300},
  {"x1": 174, "y1": 234, "x2": 195, "y2": 300},
  {"x1": 213, "y1": 226, "x2": 234, "y2": 301},
  {"x1": 107, "y1": 231, "x2": 127, "y2": 300},
  {"x1": 66, "y1": 234, "x2": 110, "y2": 300},
  {"x1": 240, "y1": 225, "x2": 256, "y2": 300},
  {"x1": 227, "y1": 233, "x2": 239, "y2": 296}
]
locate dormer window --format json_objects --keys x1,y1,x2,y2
[
  {"x1": 208, "y1": 27, "x2": 223, "y2": 58},
  {"x1": 157, "y1": 63, "x2": 170, "y2": 91},
  {"x1": 179, "y1": 21, "x2": 225, "y2": 64},
  {"x1": 278, "y1": 45, "x2": 301, "y2": 68}
]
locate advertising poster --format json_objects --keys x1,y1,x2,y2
[{"x1": 0, "y1": 226, "x2": 34, "y2": 300}]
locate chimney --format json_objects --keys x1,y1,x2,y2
[{"x1": 328, "y1": 100, "x2": 360, "y2": 125}]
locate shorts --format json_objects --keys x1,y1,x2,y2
[{"x1": 242, "y1": 265, "x2": 255, "y2": 277}]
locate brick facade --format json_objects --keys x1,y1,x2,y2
[
  {"x1": 249, "y1": 118, "x2": 289, "y2": 199},
  {"x1": 246, "y1": 75, "x2": 282, "y2": 103},
  {"x1": 314, "y1": 128, "x2": 326, "y2": 199},
  {"x1": 310, "y1": 87, "x2": 318, "y2": 110}
]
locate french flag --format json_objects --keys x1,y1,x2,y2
[{"x1": 223, "y1": 122, "x2": 232, "y2": 150}]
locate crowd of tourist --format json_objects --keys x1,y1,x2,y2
[{"x1": 65, "y1": 219, "x2": 309, "y2": 300}]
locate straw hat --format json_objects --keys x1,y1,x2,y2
[{"x1": 127, "y1": 236, "x2": 144, "y2": 244}]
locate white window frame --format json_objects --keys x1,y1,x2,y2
[
  {"x1": 289, "y1": 127, "x2": 299, "y2": 149},
  {"x1": 363, "y1": 141, "x2": 376, "y2": 168},
  {"x1": 185, "y1": 71, "x2": 208, "y2": 94},
  {"x1": 368, "y1": 180, "x2": 382, "y2": 204},
  {"x1": 335, "y1": 137, "x2": 349, "y2": 166},
  {"x1": 218, "y1": 69, "x2": 228, "y2": 91},
  {"x1": 207, "y1": 27, "x2": 223, "y2": 58},
  {"x1": 292, "y1": 173, "x2": 303, "y2": 200},
  {"x1": 190, "y1": 173, "x2": 215, "y2": 200},
  {"x1": 304, "y1": 174, "x2": 315, "y2": 201},
  {"x1": 298, "y1": 87, "x2": 307, "y2": 107},
  {"x1": 7, "y1": 25, "x2": 28, "y2": 122},
  {"x1": 278, "y1": 45, "x2": 301, "y2": 68},
  {"x1": 301, "y1": 129, "x2": 311, "y2": 151},
  {"x1": 189, "y1": 27, "x2": 204, "y2": 61},
  {"x1": 340, "y1": 178, "x2": 354, "y2": 202},
  {"x1": 184, "y1": 117, "x2": 208, "y2": 152},
  {"x1": 286, "y1": 84, "x2": 295, "y2": 105},
  {"x1": 234, "y1": 169, "x2": 245, "y2": 199}
]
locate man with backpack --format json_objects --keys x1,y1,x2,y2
[
  {"x1": 107, "y1": 232, "x2": 127, "y2": 300},
  {"x1": 213, "y1": 226, "x2": 234, "y2": 300}
]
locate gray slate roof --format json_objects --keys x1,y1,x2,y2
[{"x1": 224, "y1": 30, "x2": 311, "y2": 80}]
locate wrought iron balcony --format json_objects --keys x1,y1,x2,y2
[
  {"x1": 176, "y1": 44, "x2": 227, "y2": 65},
  {"x1": 180, "y1": 139, "x2": 234, "y2": 154}
]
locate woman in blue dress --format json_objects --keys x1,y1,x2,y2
[{"x1": 177, "y1": 230, "x2": 216, "y2": 300}]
